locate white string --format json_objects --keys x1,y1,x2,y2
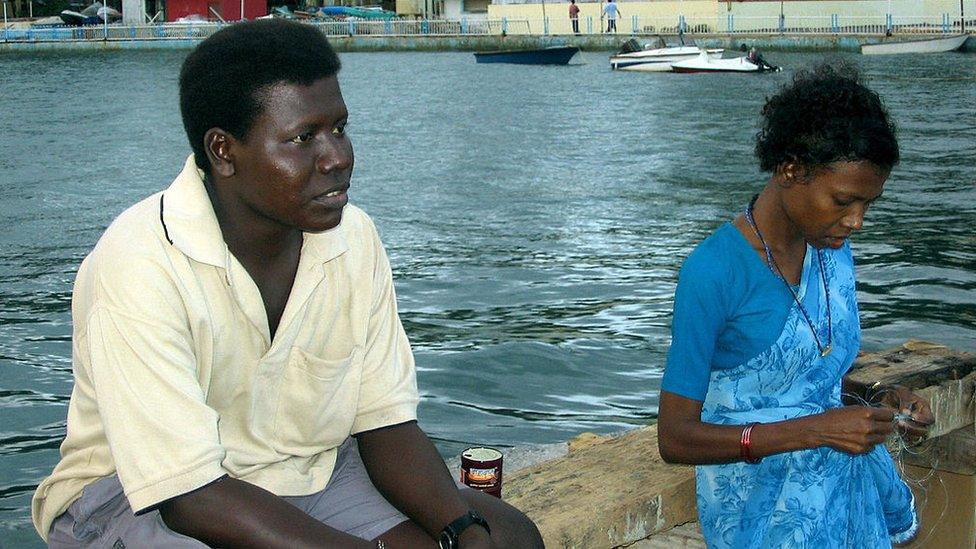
[{"x1": 840, "y1": 388, "x2": 949, "y2": 545}]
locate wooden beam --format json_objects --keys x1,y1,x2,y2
[
  {"x1": 901, "y1": 426, "x2": 976, "y2": 476},
  {"x1": 504, "y1": 426, "x2": 697, "y2": 548}
]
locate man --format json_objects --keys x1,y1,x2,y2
[
  {"x1": 569, "y1": 0, "x2": 580, "y2": 35},
  {"x1": 603, "y1": 0, "x2": 620, "y2": 33},
  {"x1": 32, "y1": 20, "x2": 543, "y2": 549}
]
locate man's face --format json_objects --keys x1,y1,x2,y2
[{"x1": 229, "y1": 75, "x2": 353, "y2": 233}]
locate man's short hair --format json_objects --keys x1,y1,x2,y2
[{"x1": 179, "y1": 19, "x2": 342, "y2": 175}]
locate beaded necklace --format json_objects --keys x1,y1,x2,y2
[{"x1": 745, "y1": 194, "x2": 833, "y2": 358}]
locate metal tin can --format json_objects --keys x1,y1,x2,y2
[{"x1": 460, "y1": 447, "x2": 503, "y2": 498}]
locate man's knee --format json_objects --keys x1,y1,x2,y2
[
  {"x1": 460, "y1": 490, "x2": 544, "y2": 548},
  {"x1": 503, "y1": 510, "x2": 544, "y2": 548}
]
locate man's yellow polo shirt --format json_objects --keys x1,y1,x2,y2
[{"x1": 32, "y1": 156, "x2": 420, "y2": 540}]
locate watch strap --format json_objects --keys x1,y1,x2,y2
[{"x1": 440, "y1": 510, "x2": 490, "y2": 548}]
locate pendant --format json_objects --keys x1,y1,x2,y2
[{"x1": 820, "y1": 344, "x2": 833, "y2": 358}]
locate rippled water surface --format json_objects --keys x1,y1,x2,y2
[{"x1": 1, "y1": 49, "x2": 974, "y2": 545}]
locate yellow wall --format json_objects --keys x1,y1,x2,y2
[
  {"x1": 487, "y1": 0, "x2": 970, "y2": 34},
  {"x1": 488, "y1": 1, "x2": 714, "y2": 35},
  {"x1": 397, "y1": 0, "x2": 422, "y2": 14}
]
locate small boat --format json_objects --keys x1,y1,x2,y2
[
  {"x1": 611, "y1": 45, "x2": 723, "y2": 72},
  {"x1": 474, "y1": 46, "x2": 580, "y2": 65},
  {"x1": 32, "y1": 15, "x2": 66, "y2": 25},
  {"x1": 60, "y1": 1, "x2": 110, "y2": 25},
  {"x1": 96, "y1": 5, "x2": 121, "y2": 22},
  {"x1": 319, "y1": 6, "x2": 397, "y2": 19},
  {"x1": 860, "y1": 34, "x2": 969, "y2": 55},
  {"x1": 670, "y1": 51, "x2": 780, "y2": 73},
  {"x1": 59, "y1": 9, "x2": 100, "y2": 25}
]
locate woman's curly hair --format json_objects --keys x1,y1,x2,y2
[{"x1": 755, "y1": 63, "x2": 899, "y2": 173}]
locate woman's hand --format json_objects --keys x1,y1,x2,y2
[
  {"x1": 808, "y1": 406, "x2": 896, "y2": 455},
  {"x1": 876, "y1": 385, "x2": 934, "y2": 444}
]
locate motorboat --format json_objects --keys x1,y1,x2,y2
[
  {"x1": 610, "y1": 38, "x2": 723, "y2": 72},
  {"x1": 59, "y1": 9, "x2": 100, "y2": 25},
  {"x1": 319, "y1": 6, "x2": 397, "y2": 19},
  {"x1": 96, "y1": 5, "x2": 121, "y2": 22},
  {"x1": 861, "y1": 34, "x2": 969, "y2": 55},
  {"x1": 670, "y1": 51, "x2": 780, "y2": 73},
  {"x1": 474, "y1": 46, "x2": 581, "y2": 65},
  {"x1": 611, "y1": 46, "x2": 724, "y2": 72},
  {"x1": 59, "y1": 2, "x2": 116, "y2": 25}
]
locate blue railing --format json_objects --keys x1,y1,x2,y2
[{"x1": 2, "y1": 15, "x2": 969, "y2": 44}]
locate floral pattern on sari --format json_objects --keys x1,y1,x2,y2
[{"x1": 696, "y1": 243, "x2": 917, "y2": 548}]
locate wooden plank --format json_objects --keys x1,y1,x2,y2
[
  {"x1": 902, "y1": 465, "x2": 976, "y2": 548},
  {"x1": 629, "y1": 522, "x2": 706, "y2": 548},
  {"x1": 503, "y1": 425, "x2": 698, "y2": 549},
  {"x1": 901, "y1": 427, "x2": 976, "y2": 476}
]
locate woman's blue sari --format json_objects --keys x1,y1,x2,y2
[{"x1": 696, "y1": 243, "x2": 917, "y2": 548}]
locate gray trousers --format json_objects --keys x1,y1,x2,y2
[{"x1": 48, "y1": 439, "x2": 410, "y2": 547}]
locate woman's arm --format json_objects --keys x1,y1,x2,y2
[{"x1": 657, "y1": 390, "x2": 898, "y2": 465}]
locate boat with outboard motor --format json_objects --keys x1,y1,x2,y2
[
  {"x1": 59, "y1": 1, "x2": 119, "y2": 25},
  {"x1": 669, "y1": 51, "x2": 780, "y2": 73},
  {"x1": 610, "y1": 38, "x2": 722, "y2": 72}
]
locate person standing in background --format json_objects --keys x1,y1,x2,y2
[
  {"x1": 569, "y1": 0, "x2": 580, "y2": 34},
  {"x1": 603, "y1": 0, "x2": 620, "y2": 32}
]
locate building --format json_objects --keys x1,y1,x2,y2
[
  {"x1": 163, "y1": 0, "x2": 267, "y2": 20},
  {"x1": 397, "y1": 0, "x2": 489, "y2": 19}
]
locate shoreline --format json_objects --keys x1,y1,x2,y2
[{"x1": 2, "y1": 32, "x2": 975, "y2": 53}]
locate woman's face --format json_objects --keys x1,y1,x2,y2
[{"x1": 782, "y1": 160, "x2": 888, "y2": 249}]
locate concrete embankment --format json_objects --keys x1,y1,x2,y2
[
  {"x1": 470, "y1": 341, "x2": 975, "y2": 548},
  {"x1": 2, "y1": 33, "x2": 975, "y2": 53}
]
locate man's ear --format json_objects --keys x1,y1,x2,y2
[{"x1": 204, "y1": 129, "x2": 236, "y2": 179}]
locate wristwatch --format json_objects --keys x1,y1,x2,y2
[{"x1": 437, "y1": 510, "x2": 491, "y2": 549}]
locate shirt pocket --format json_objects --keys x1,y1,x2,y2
[{"x1": 271, "y1": 345, "x2": 362, "y2": 454}]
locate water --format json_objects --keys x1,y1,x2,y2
[{"x1": 1, "y1": 49, "x2": 974, "y2": 545}]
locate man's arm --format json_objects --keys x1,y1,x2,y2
[
  {"x1": 158, "y1": 477, "x2": 373, "y2": 549},
  {"x1": 357, "y1": 421, "x2": 493, "y2": 548}
]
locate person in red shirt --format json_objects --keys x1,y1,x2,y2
[{"x1": 569, "y1": 0, "x2": 580, "y2": 34}]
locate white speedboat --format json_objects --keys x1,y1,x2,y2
[
  {"x1": 670, "y1": 51, "x2": 780, "y2": 73},
  {"x1": 611, "y1": 45, "x2": 724, "y2": 72}
]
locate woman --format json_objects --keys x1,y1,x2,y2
[{"x1": 658, "y1": 64, "x2": 934, "y2": 548}]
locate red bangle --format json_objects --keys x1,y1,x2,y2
[{"x1": 740, "y1": 423, "x2": 762, "y2": 464}]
